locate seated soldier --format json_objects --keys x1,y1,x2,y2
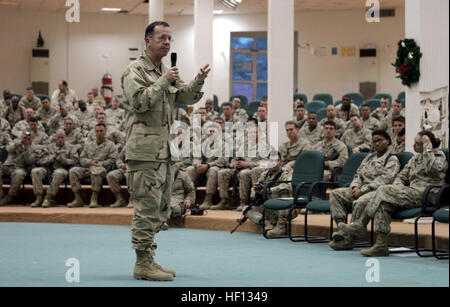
[
  {"x1": 312, "y1": 121, "x2": 348, "y2": 181},
  {"x1": 86, "y1": 112, "x2": 125, "y2": 150},
  {"x1": 68, "y1": 123, "x2": 118, "y2": 208},
  {"x1": 51, "y1": 80, "x2": 78, "y2": 107},
  {"x1": 47, "y1": 117, "x2": 84, "y2": 150},
  {"x1": 0, "y1": 117, "x2": 12, "y2": 142},
  {"x1": 293, "y1": 98, "x2": 305, "y2": 113},
  {"x1": 318, "y1": 105, "x2": 347, "y2": 137},
  {"x1": 379, "y1": 99, "x2": 404, "y2": 132},
  {"x1": 256, "y1": 106, "x2": 267, "y2": 124},
  {"x1": 36, "y1": 97, "x2": 56, "y2": 131},
  {"x1": 299, "y1": 112, "x2": 324, "y2": 145},
  {"x1": 72, "y1": 100, "x2": 94, "y2": 129},
  {"x1": 4, "y1": 96, "x2": 25, "y2": 128},
  {"x1": 293, "y1": 105, "x2": 307, "y2": 129},
  {"x1": 27, "y1": 117, "x2": 49, "y2": 145},
  {"x1": 243, "y1": 151, "x2": 296, "y2": 238},
  {"x1": 54, "y1": 92, "x2": 74, "y2": 112},
  {"x1": 371, "y1": 96, "x2": 391, "y2": 121},
  {"x1": 329, "y1": 130, "x2": 400, "y2": 251},
  {"x1": 105, "y1": 97, "x2": 125, "y2": 128},
  {"x1": 30, "y1": 130, "x2": 79, "y2": 207},
  {"x1": 11, "y1": 109, "x2": 45, "y2": 139},
  {"x1": 91, "y1": 86, "x2": 106, "y2": 107},
  {"x1": 361, "y1": 103, "x2": 380, "y2": 132},
  {"x1": 106, "y1": 150, "x2": 129, "y2": 208},
  {"x1": 279, "y1": 121, "x2": 311, "y2": 171},
  {"x1": 19, "y1": 87, "x2": 41, "y2": 111},
  {"x1": 341, "y1": 114, "x2": 372, "y2": 153},
  {"x1": 205, "y1": 98, "x2": 218, "y2": 121},
  {"x1": 388, "y1": 115, "x2": 405, "y2": 143},
  {"x1": 0, "y1": 89, "x2": 12, "y2": 111},
  {"x1": 188, "y1": 123, "x2": 228, "y2": 210},
  {"x1": 231, "y1": 97, "x2": 248, "y2": 123},
  {"x1": 335, "y1": 95, "x2": 360, "y2": 122},
  {"x1": 47, "y1": 102, "x2": 78, "y2": 135},
  {"x1": 81, "y1": 105, "x2": 105, "y2": 136},
  {"x1": 391, "y1": 127, "x2": 406, "y2": 154},
  {"x1": 160, "y1": 167, "x2": 196, "y2": 230},
  {"x1": 337, "y1": 131, "x2": 447, "y2": 257},
  {"x1": 220, "y1": 102, "x2": 239, "y2": 125},
  {"x1": 0, "y1": 131, "x2": 38, "y2": 205}
]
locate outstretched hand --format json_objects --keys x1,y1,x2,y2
[{"x1": 196, "y1": 64, "x2": 211, "y2": 81}]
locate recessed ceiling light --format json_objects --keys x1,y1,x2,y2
[{"x1": 101, "y1": 8, "x2": 122, "y2": 12}]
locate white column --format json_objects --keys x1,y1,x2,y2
[
  {"x1": 148, "y1": 0, "x2": 164, "y2": 24},
  {"x1": 193, "y1": 0, "x2": 214, "y2": 109},
  {"x1": 405, "y1": 0, "x2": 449, "y2": 151},
  {"x1": 267, "y1": 0, "x2": 294, "y2": 147}
]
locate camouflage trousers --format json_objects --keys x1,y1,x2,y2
[
  {"x1": 162, "y1": 195, "x2": 185, "y2": 221},
  {"x1": 329, "y1": 188, "x2": 377, "y2": 224},
  {"x1": 0, "y1": 166, "x2": 26, "y2": 198},
  {"x1": 106, "y1": 169, "x2": 125, "y2": 194},
  {"x1": 69, "y1": 166, "x2": 106, "y2": 193},
  {"x1": 186, "y1": 165, "x2": 219, "y2": 194},
  {"x1": 364, "y1": 184, "x2": 423, "y2": 234},
  {"x1": 235, "y1": 167, "x2": 266, "y2": 201},
  {"x1": 31, "y1": 167, "x2": 68, "y2": 197},
  {"x1": 127, "y1": 161, "x2": 174, "y2": 253}
]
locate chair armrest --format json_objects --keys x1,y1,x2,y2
[
  {"x1": 263, "y1": 180, "x2": 292, "y2": 200},
  {"x1": 293, "y1": 181, "x2": 315, "y2": 206},
  {"x1": 330, "y1": 167, "x2": 343, "y2": 182},
  {"x1": 307, "y1": 181, "x2": 339, "y2": 201},
  {"x1": 435, "y1": 185, "x2": 449, "y2": 209},
  {"x1": 420, "y1": 184, "x2": 447, "y2": 215}
]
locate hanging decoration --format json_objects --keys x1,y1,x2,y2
[{"x1": 392, "y1": 38, "x2": 422, "y2": 87}]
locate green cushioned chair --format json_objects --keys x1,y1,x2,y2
[
  {"x1": 304, "y1": 153, "x2": 368, "y2": 243},
  {"x1": 293, "y1": 93, "x2": 307, "y2": 104},
  {"x1": 313, "y1": 93, "x2": 333, "y2": 106},
  {"x1": 344, "y1": 92, "x2": 363, "y2": 107},
  {"x1": 246, "y1": 101, "x2": 261, "y2": 118},
  {"x1": 363, "y1": 99, "x2": 381, "y2": 112},
  {"x1": 305, "y1": 100, "x2": 327, "y2": 115},
  {"x1": 372, "y1": 93, "x2": 392, "y2": 103},
  {"x1": 316, "y1": 107, "x2": 327, "y2": 121},
  {"x1": 434, "y1": 207, "x2": 449, "y2": 223},
  {"x1": 397, "y1": 91, "x2": 405, "y2": 101},
  {"x1": 262, "y1": 151, "x2": 324, "y2": 241}
]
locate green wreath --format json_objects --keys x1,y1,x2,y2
[{"x1": 392, "y1": 39, "x2": 422, "y2": 87}]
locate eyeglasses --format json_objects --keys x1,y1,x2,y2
[{"x1": 152, "y1": 35, "x2": 174, "y2": 42}]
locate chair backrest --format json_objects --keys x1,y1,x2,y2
[
  {"x1": 372, "y1": 93, "x2": 392, "y2": 103},
  {"x1": 291, "y1": 151, "x2": 325, "y2": 197},
  {"x1": 399, "y1": 99, "x2": 405, "y2": 108},
  {"x1": 230, "y1": 95, "x2": 248, "y2": 109},
  {"x1": 338, "y1": 152, "x2": 368, "y2": 187},
  {"x1": 396, "y1": 152, "x2": 414, "y2": 170},
  {"x1": 363, "y1": 99, "x2": 381, "y2": 112},
  {"x1": 293, "y1": 93, "x2": 308, "y2": 104},
  {"x1": 344, "y1": 92, "x2": 363, "y2": 106},
  {"x1": 11, "y1": 93, "x2": 22, "y2": 100},
  {"x1": 246, "y1": 101, "x2": 261, "y2": 118},
  {"x1": 397, "y1": 91, "x2": 405, "y2": 101},
  {"x1": 316, "y1": 107, "x2": 327, "y2": 121},
  {"x1": 36, "y1": 94, "x2": 50, "y2": 101},
  {"x1": 312, "y1": 93, "x2": 333, "y2": 106},
  {"x1": 334, "y1": 100, "x2": 342, "y2": 107},
  {"x1": 305, "y1": 100, "x2": 326, "y2": 114}
]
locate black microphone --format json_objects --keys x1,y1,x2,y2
[{"x1": 171, "y1": 52, "x2": 177, "y2": 86}]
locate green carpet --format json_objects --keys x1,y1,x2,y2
[{"x1": 0, "y1": 222, "x2": 448, "y2": 287}]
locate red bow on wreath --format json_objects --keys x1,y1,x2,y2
[{"x1": 398, "y1": 64, "x2": 408, "y2": 75}]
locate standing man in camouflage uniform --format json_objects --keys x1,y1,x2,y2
[
  {"x1": 30, "y1": 130, "x2": 79, "y2": 207},
  {"x1": 121, "y1": 21, "x2": 209, "y2": 281},
  {"x1": 338, "y1": 131, "x2": 447, "y2": 256},
  {"x1": 329, "y1": 130, "x2": 400, "y2": 251},
  {"x1": 68, "y1": 123, "x2": 118, "y2": 208}
]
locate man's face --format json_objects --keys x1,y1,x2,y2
[
  {"x1": 87, "y1": 93, "x2": 94, "y2": 103},
  {"x1": 97, "y1": 114, "x2": 107, "y2": 124},
  {"x1": 342, "y1": 96, "x2": 351, "y2": 110},
  {"x1": 58, "y1": 93, "x2": 66, "y2": 101},
  {"x1": 112, "y1": 99, "x2": 119, "y2": 109},
  {"x1": 392, "y1": 101, "x2": 402, "y2": 115},
  {"x1": 28, "y1": 121, "x2": 38, "y2": 132},
  {"x1": 296, "y1": 107, "x2": 305, "y2": 119},
  {"x1": 91, "y1": 87, "x2": 99, "y2": 96},
  {"x1": 42, "y1": 99, "x2": 50, "y2": 110},
  {"x1": 307, "y1": 114, "x2": 318, "y2": 129},
  {"x1": 95, "y1": 126, "x2": 107, "y2": 141},
  {"x1": 361, "y1": 106, "x2": 371, "y2": 120},
  {"x1": 223, "y1": 106, "x2": 233, "y2": 118},
  {"x1": 55, "y1": 133, "x2": 65, "y2": 147},
  {"x1": 205, "y1": 100, "x2": 213, "y2": 110},
  {"x1": 197, "y1": 108, "x2": 207, "y2": 117},
  {"x1": 58, "y1": 82, "x2": 65, "y2": 91},
  {"x1": 381, "y1": 98, "x2": 390, "y2": 109},
  {"x1": 393, "y1": 120, "x2": 405, "y2": 135},
  {"x1": 25, "y1": 109, "x2": 34, "y2": 119},
  {"x1": 350, "y1": 116, "x2": 361, "y2": 129},
  {"x1": 232, "y1": 98, "x2": 240, "y2": 109},
  {"x1": 326, "y1": 106, "x2": 336, "y2": 118},
  {"x1": 26, "y1": 89, "x2": 34, "y2": 100},
  {"x1": 285, "y1": 124, "x2": 299, "y2": 141},
  {"x1": 268, "y1": 155, "x2": 282, "y2": 170},
  {"x1": 146, "y1": 25, "x2": 172, "y2": 58},
  {"x1": 257, "y1": 107, "x2": 266, "y2": 120},
  {"x1": 323, "y1": 124, "x2": 337, "y2": 139},
  {"x1": 3, "y1": 90, "x2": 11, "y2": 100},
  {"x1": 64, "y1": 120, "x2": 74, "y2": 133},
  {"x1": 214, "y1": 118, "x2": 224, "y2": 129},
  {"x1": 11, "y1": 97, "x2": 19, "y2": 109}
]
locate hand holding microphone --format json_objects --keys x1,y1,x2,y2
[{"x1": 163, "y1": 52, "x2": 179, "y2": 86}]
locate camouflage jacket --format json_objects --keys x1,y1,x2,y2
[
  {"x1": 19, "y1": 96, "x2": 41, "y2": 111},
  {"x1": 252, "y1": 168, "x2": 292, "y2": 200},
  {"x1": 172, "y1": 170, "x2": 196, "y2": 204},
  {"x1": 341, "y1": 127, "x2": 372, "y2": 152},
  {"x1": 4, "y1": 139, "x2": 38, "y2": 168},
  {"x1": 313, "y1": 138, "x2": 348, "y2": 171},
  {"x1": 39, "y1": 143, "x2": 79, "y2": 169},
  {"x1": 279, "y1": 138, "x2": 311, "y2": 168},
  {"x1": 299, "y1": 124, "x2": 324, "y2": 145},
  {"x1": 121, "y1": 52, "x2": 204, "y2": 162},
  {"x1": 80, "y1": 139, "x2": 118, "y2": 169}
]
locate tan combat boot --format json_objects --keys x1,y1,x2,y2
[
  {"x1": 110, "y1": 193, "x2": 126, "y2": 208},
  {"x1": 133, "y1": 250, "x2": 174, "y2": 281},
  {"x1": 338, "y1": 214, "x2": 371, "y2": 239},
  {"x1": 89, "y1": 192, "x2": 101, "y2": 208},
  {"x1": 210, "y1": 198, "x2": 231, "y2": 210},
  {"x1": 266, "y1": 219, "x2": 287, "y2": 238},
  {"x1": 199, "y1": 193, "x2": 214, "y2": 210},
  {"x1": 331, "y1": 219, "x2": 347, "y2": 242},
  {"x1": 67, "y1": 192, "x2": 84, "y2": 208},
  {"x1": 127, "y1": 202, "x2": 133, "y2": 208},
  {"x1": 329, "y1": 234, "x2": 355, "y2": 250},
  {"x1": 42, "y1": 194, "x2": 54, "y2": 208},
  {"x1": 361, "y1": 233, "x2": 390, "y2": 257},
  {"x1": 31, "y1": 194, "x2": 44, "y2": 208},
  {"x1": 236, "y1": 199, "x2": 249, "y2": 212}
]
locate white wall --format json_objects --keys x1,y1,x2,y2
[{"x1": 0, "y1": 8, "x2": 405, "y2": 105}]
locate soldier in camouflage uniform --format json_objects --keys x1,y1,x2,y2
[
  {"x1": 294, "y1": 105, "x2": 307, "y2": 129},
  {"x1": 72, "y1": 100, "x2": 94, "y2": 131},
  {"x1": 390, "y1": 127, "x2": 405, "y2": 154},
  {"x1": 19, "y1": 87, "x2": 41, "y2": 111},
  {"x1": 30, "y1": 130, "x2": 79, "y2": 207},
  {"x1": 85, "y1": 112, "x2": 125, "y2": 150},
  {"x1": 335, "y1": 95, "x2": 360, "y2": 122},
  {"x1": 299, "y1": 112, "x2": 323, "y2": 145},
  {"x1": 0, "y1": 118, "x2": 11, "y2": 141},
  {"x1": 341, "y1": 114, "x2": 372, "y2": 153},
  {"x1": 318, "y1": 105, "x2": 347, "y2": 137},
  {"x1": 4, "y1": 97, "x2": 25, "y2": 128},
  {"x1": 312, "y1": 121, "x2": 348, "y2": 181},
  {"x1": 279, "y1": 121, "x2": 311, "y2": 170},
  {"x1": 105, "y1": 97, "x2": 125, "y2": 128},
  {"x1": 231, "y1": 97, "x2": 248, "y2": 123},
  {"x1": 121, "y1": 21, "x2": 209, "y2": 281},
  {"x1": 329, "y1": 130, "x2": 400, "y2": 251},
  {"x1": 370, "y1": 96, "x2": 391, "y2": 121},
  {"x1": 244, "y1": 152, "x2": 296, "y2": 237},
  {"x1": 338, "y1": 131, "x2": 447, "y2": 257},
  {"x1": 0, "y1": 131, "x2": 38, "y2": 205},
  {"x1": 205, "y1": 98, "x2": 218, "y2": 121},
  {"x1": 220, "y1": 102, "x2": 239, "y2": 125},
  {"x1": 68, "y1": 123, "x2": 118, "y2": 208},
  {"x1": 361, "y1": 104, "x2": 380, "y2": 132},
  {"x1": 388, "y1": 115, "x2": 405, "y2": 145},
  {"x1": 379, "y1": 99, "x2": 404, "y2": 132},
  {"x1": 106, "y1": 149, "x2": 128, "y2": 208},
  {"x1": 36, "y1": 97, "x2": 56, "y2": 131},
  {"x1": 47, "y1": 103, "x2": 79, "y2": 135}
]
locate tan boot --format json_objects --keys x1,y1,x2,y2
[
  {"x1": 127, "y1": 202, "x2": 133, "y2": 208},
  {"x1": 236, "y1": 199, "x2": 249, "y2": 212},
  {"x1": 89, "y1": 192, "x2": 101, "y2": 208},
  {"x1": 210, "y1": 198, "x2": 231, "y2": 210},
  {"x1": 329, "y1": 235, "x2": 355, "y2": 251},
  {"x1": 110, "y1": 193, "x2": 126, "y2": 208},
  {"x1": 338, "y1": 214, "x2": 371, "y2": 238},
  {"x1": 31, "y1": 194, "x2": 44, "y2": 208},
  {"x1": 133, "y1": 250, "x2": 174, "y2": 281},
  {"x1": 67, "y1": 192, "x2": 84, "y2": 208},
  {"x1": 42, "y1": 194, "x2": 54, "y2": 208},
  {"x1": 361, "y1": 233, "x2": 390, "y2": 257},
  {"x1": 199, "y1": 193, "x2": 214, "y2": 210},
  {"x1": 266, "y1": 219, "x2": 287, "y2": 238}
]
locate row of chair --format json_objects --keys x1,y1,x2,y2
[{"x1": 260, "y1": 148, "x2": 449, "y2": 260}]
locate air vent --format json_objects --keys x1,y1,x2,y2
[
  {"x1": 380, "y1": 9, "x2": 395, "y2": 17},
  {"x1": 360, "y1": 49, "x2": 377, "y2": 57}
]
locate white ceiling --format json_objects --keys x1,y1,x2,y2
[{"x1": 0, "y1": 0, "x2": 405, "y2": 15}]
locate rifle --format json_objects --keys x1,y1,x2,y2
[{"x1": 230, "y1": 191, "x2": 265, "y2": 234}]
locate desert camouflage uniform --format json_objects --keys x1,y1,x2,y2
[
  {"x1": 279, "y1": 137, "x2": 311, "y2": 169},
  {"x1": 106, "y1": 107, "x2": 125, "y2": 127},
  {"x1": 233, "y1": 108, "x2": 248, "y2": 122},
  {"x1": 4, "y1": 106, "x2": 25, "y2": 128},
  {"x1": 19, "y1": 96, "x2": 41, "y2": 111},
  {"x1": 106, "y1": 150, "x2": 127, "y2": 196},
  {"x1": 161, "y1": 169, "x2": 195, "y2": 221},
  {"x1": 299, "y1": 124, "x2": 323, "y2": 145},
  {"x1": 86, "y1": 125, "x2": 125, "y2": 150},
  {"x1": 390, "y1": 139, "x2": 405, "y2": 154},
  {"x1": 362, "y1": 116, "x2": 380, "y2": 131},
  {"x1": 47, "y1": 114, "x2": 79, "y2": 135},
  {"x1": 341, "y1": 127, "x2": 372, "y2": 153},
  {"x1": 335, "y1": 103, "x2": 360, "y2": 121},
  {"x1": 11, "y1": 120, "x2": 46, "y2": 139},
  {"x1": 121, "y1": 52, "x2": 204, "y2": 252},
  {"x1": 364, "y1": 143, "x2": 447, "y2": 234},
  {"x1": 319, "y1": 117, "x2": 347, "y2": 136},
  {"x1": 312, "y1": 138, "x2": 348, "y2": 181}
]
